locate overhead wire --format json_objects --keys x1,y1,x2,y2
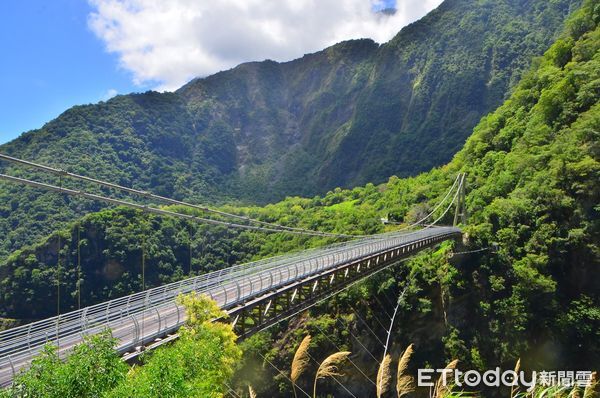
[
  {"x1": 0, "y1": 173, "x2": 360, "y2": 237},
  {"x1": 0, "y1": 153, "x2": 360, "y2": 239},
  {"x1": 0, "y1": 153, "x2": 463, "y2": 239}
]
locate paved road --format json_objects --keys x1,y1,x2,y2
[{"x1": 0, "y1": 226, "x2": 460, "y2": 387}]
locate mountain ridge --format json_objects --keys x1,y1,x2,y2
[{"x1": 0, "y1": 0, "x2": 581, "y2": 260}]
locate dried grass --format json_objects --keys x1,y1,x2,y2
[
  {"x1": 396, "y1": 344, "x2": 415, "y2": 398},
  {"x1": 313, "y1": 351, "x2": 351, "y2": 398},
  {"x1": 291, "y1": 335, "x2": 312, "y2": 398},
  {"x1": 377, "y1": 354, "x2": 392, "y2": 398},
  {"x1": 292, "y1": 335, "x2": 312, "y2": 383},
  {"x1": 433, "y1": 359, "x2": 458, "y2": 398},
  {"x1": 511, "y1": 358, "x2": 521, "y2": 398},
  {"x1": 248, "y1": 385, "x2": 257, "y2": 398},
  {"x1": 584, "y1": 372, "x2": 598, "y2": 398}
]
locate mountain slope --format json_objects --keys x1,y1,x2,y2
[
  {"x1": 0, "y1": 2, "x2": 598, "y2": 394},
  {"x1": 179, "y1": 0, "x2": 583, "y2": 197},
  {"x1": 0, "y1": 0, "x2": 580, "y2": 261}
]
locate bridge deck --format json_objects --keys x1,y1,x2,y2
[{"x1": 0, "y1": 226, "x2": 460, "y2": 387}]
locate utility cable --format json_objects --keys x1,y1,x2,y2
[
  {"x1": 257, "y1": 352, "x2": 312, "y2": 398},
  {"x1": 0, "y1": 153, "x2": 359, "y2": 239},
  {"x1": 0, "y1": 173, "x2": 358, "y2": 237},
  {"x1": 310, "y1": 319, "x2": 376, "y2": 387}
]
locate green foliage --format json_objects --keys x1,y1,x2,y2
[
  {"x1": 444, "y1": 0, "x2": 600, "y2": 368},
  {"x1": 1, "y1": 295, "x2": 241, "y2": 398},
  {"x1": 107, "y1": 293, "x2": 242, "y2": 398},
  {"x1": 4, "y1": 330, "x2": 126, "y2": 398},
  {"x1": 0, "y1": 0, "x2": 579, "y2": 263},
  {"x1": 0, "y1": 1, "x2": 599, "y2": 396},
  {"x1": 231, "y1": 4, "x2": 600, "y2": 394}
]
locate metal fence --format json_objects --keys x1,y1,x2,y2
[{"x1": 0, "y1": 226, "x2": 460, "y2": 385}]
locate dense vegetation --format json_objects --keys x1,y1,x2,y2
[
  {"x1": 0, "y1": 0, "x2": 598, "y2": 396},
  {"x1": 236, "y1": 2, "x2": 600, "y2": 394},
  {"x1": 1, "y1": 294, "x2": 241, "y2": 398},
  {"x1": 0, "y1": 0, "x2": 581, "y2": 262}
]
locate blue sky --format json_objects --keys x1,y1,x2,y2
[
  {"x1": 0, "y1": 0, "x2": 429, "y2": 146},
  {"x1": 0, "y1": 1, "x2": 141, "y2": 145}
]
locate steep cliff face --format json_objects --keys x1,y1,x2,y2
[{"x1": 177, "y1": 0, "x2": 582, "y2": 199}]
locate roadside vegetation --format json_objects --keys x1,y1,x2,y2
[{"x1": 1, "y1": 294, "x2": 241, "y2": 398}]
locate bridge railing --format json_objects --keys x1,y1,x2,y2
[{"x1": 0, "y1": 227, "x2": 461, "y2": 382}]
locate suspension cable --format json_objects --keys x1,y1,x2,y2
[
  {"x1": 0, "y1": 153, "x2": 462, "y2": 238},
  {"x1": 389, "y1": 173, "x2": 461, "y2": 230},
  {"x1": 77, "y1": 224, "x2": 81, "y2": 310},
  {"x1": 422, "y1": 173, "x2": 464, "y2": 228},
  {"x1": 0, "y1": 173, "x2": 361, "y2": 238},
  {"x1": 0, "y1": 153, "x2": 359, "y2": 238},
  {"x1": 450, "y1": 246, "x2": 495, "y2": 256},
  {"x1": 381, "y1": 285, "x2": 408, "y2": 361}
]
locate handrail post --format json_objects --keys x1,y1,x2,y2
[
  {"x1": 131, "y1": 315, "x2": 140, "y2": 345},
  {"x1": 235, "y1": 280, "x2": 241, "y2": 302},
  {"x1": 155, "y1": 308, "x2": 162, "y2": 334}
]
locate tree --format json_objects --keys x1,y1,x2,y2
[
  {"x1": 107, "y1": 293, "x2": 242, "y2": 398},
  {"x1": 5, "y1": 330, "x2": 126, "y2": 398}
]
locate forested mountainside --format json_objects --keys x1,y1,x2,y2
[
  {"x1": 2, "y1": 4, "x2": 598, "y2": 395},
  {"x1": 0, "y1": 0, "x2": 582, "y2": 263}
]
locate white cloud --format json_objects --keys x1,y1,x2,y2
[
  {"x1": 101, "y1": 88, "x2": 118, "y2": 101},
  {"x1": 88, "y1": 0, "x2": 443, "y2": 91}
]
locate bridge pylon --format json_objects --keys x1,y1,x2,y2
[{"x1": 453, "y1": 173, "x2": 467, "y2": 226}]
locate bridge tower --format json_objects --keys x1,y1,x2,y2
[{"x1": 453, "y1": 173, "x2": 467, "y2": 226}]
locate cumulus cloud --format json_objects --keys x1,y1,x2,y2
[{"x1": 88, "y1": 0, "x2": 442, "y2": 91}]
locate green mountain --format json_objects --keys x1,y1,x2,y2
[
  {"x1": 0, "y1": 0, "x2": 581, "y2": 262},
  {"x1": 2, "y1": 0, "x2": 598, "y2": 375},
  {"x1": 0, "y1": 1, "x2": 598, "y2": 396}
]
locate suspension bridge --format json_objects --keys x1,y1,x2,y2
[{"x1": 0, "y1": 153, "x2": 467, "y2": 387}]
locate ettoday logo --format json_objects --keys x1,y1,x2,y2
[{"x1": 417, "y1": 368, "x2": 595, "y2": 390}]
